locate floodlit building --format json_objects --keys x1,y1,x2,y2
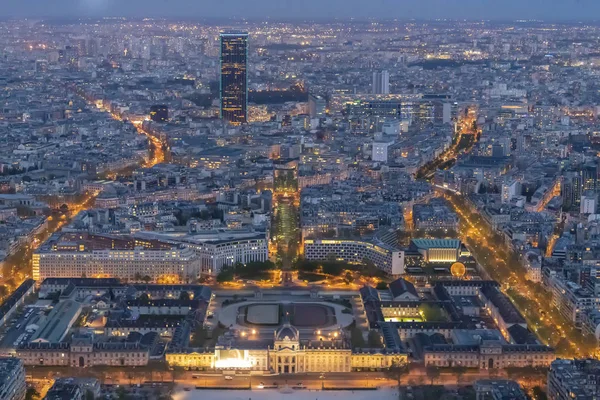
[
  {"x1": 410, "y1": 239, "x2": 461, "y2": 263},
  {"x1": 166, "y1": 323, "x2": 406, "y2": 373},
  {"x1": 33, "y1": 233, "x2": 202, "y2": 282}
]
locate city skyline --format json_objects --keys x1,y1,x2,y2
[
  {"x1": 0, "y1": 0, "x2": 599, "y2": 21},
  {"x1": 1, "y1": 8, "x2": 600, "y2": 400}
]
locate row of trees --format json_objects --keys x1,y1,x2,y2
[
  {"x1": 293, "y1": 256, "x2": 387, "y2": 279},
  {"x1": 216, "y1": 260, "x2": 277, "y2": 283},
  {"x1": 349, "y1": 326, "x2": 384, "y2": 349}
]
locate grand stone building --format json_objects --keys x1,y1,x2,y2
[
  {"x1": 166, "y1": 323, "x2": 406, "y2": 373},
  {"x1": 17, "y1": 337, "x2": 149, "y2": 368},
  {"x1": 424, "y1": 341, "x2": 555, "y2": 369}
]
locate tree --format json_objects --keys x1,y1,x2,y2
[
  {"x1": 179, "y1": 291, "x2": 190, "y2": 301},
  {"x1": 532, "y1": 386, "x2": 548, "y2": 400},
  {"x1": 141, "y1": 275, "x2": 152, "y2": 284},
  {"x1": 25, "y1": 388, "x2": 40, "y2": 400},
  {"x1": 344, "y1": 271, "x2": 354, "y2": 285},
  {"x1": 426, "y1": 365, "x2": 441, "y2": 385},
  {"x1": 384, "y1": 360, "x2": 409, "y2": 386},
  {"x1": 138, "y1": 293, "x2": 150, "y2": 302},
  {"x1": 85, "y1": 390, "x2": 95, "y2": 400},
  {"x1": 115, "y1": 386, "x2": 129, "y2": 400},
  {"x1": 367, "y1": 330, "x2": 383, "y2": 348},
  {"x1": 217, "y1": 269, "x2": 234, "y2": 283},
  {"x1": 453, "y1": 365, "x2": 468, "y2": 384},
  {"x1": 376, "y1": 282, "x2": 388, "y2": 290},
  {"x1": 419, "y1": 303, "x2": 446, "y2": 322},
  {"x1": 349, "y1": 327, "x2": 366, "y2": 349},
  {"x1": 133, "y1": 273, "x2": 143, "y2": 282}
]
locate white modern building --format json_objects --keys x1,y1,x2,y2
[
  {"x1": 372, "y1": 70, "x2": 390, "y2": 95},
  {"x1": 410, "y1": 239, "x2": 461, "y2": 263},
  {"x1": 501, "y1": 180, "x2": 521, "y2": 204},
  {"x1": 382, "y1": 120, "x2": 401, "y2": 136},
  {"x1": 372, "y1": 140, "x2": 394, "y2": 162},
  {"x1": 33, "y1": 233, "x2": 202, "y2": 282},
  {"x1": 581, "y1": 192, "x2": 598, "y2": 215},
  {"x1": 304, "y1": 239, "x2": 405, "y2": 275},
  {"x1": 134, "y1": 230, "x2": 269, "y2": 276}
]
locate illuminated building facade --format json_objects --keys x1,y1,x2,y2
[
  {"x1": 32, "y1": 233, "x2": 201, "y2": 282},
  {"x1": 424, "y1": 342, "x2": 554, "y2": 369},
  {"x1": 17, "y1": 341, "x2": 149, "y2": 367},
  {"x1": 180, "y1": 234, "x2": 269, "y2": 276},
  {"x1": 220, "y1": 32, "x2": 248, "y2": 125},
  {"x1": 410, "y1": 239, "x2": 461, "y2": 263},
  {"x1": 304, "y1": 239, "x2": 405, "y2": 275},
  {"x1": 166, "y1": 323, "x2": 406, "y2": 373}
]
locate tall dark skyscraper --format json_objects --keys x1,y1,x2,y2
[{"x1": 220, "y1": 32, "x2": 248, "y2": 125}]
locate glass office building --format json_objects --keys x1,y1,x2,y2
[{"x1": 220, "y1": 32, "x2": 248, "y2": 125}]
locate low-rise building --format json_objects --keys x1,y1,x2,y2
[
  {"x1": 33, "y1": 233, "x2": 202, "y2": 282},
  {"x1": 304, "y1": 239, "x2": 405, "y2": 275},
  {"x1": 424, "y1": 342, "x2": 554, "y2": 369},
  {"x1": 474, "y1": 379, "x2": 527, "y2": 400},
  {"x1": 0, "y1": 358, "x2": 26, "y2": 400},
  {"x1": 17, "y1": 338, "x2": 149, "y2": 367},
  {"x1": 547, "y1": 359, "x2": 600, "y2": 400}
]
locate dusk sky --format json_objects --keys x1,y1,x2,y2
[{"x1": 1, "y1": 0, "x2": 600, "y2": 21}]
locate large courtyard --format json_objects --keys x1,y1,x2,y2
[
  {"x1": 215, "y1": 291, "x2": 355, "y2": 334},
  {"x1": 233, "y1": 302, "x2": 340, "y2": 329},
  {"x1": 240, "y1": 303, "x2": 336, "y2": 328}
]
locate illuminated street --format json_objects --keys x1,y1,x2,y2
[
  {"x1": 441, "y1": 189, "x2": 595, "y2": 357},
  {"x1": 272, "y1": 195, "x2": 301, "y2": 268},
  {"x1": 2, "y1": 7, "x2": 600, "y2": 400},
  {"x1": 416, "y1": 106, "x2": 478, "y2": 180}
]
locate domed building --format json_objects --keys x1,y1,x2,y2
[{"x1": 274, "y1": 323, "x2": 299, "y2": 345}]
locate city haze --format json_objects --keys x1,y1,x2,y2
[{"x1": 0, "y1": 0, "x2": 599, "y2": 21}]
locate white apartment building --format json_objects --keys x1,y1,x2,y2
[
  {"x1": 304, "y1": 239, "x2": 405, "y2": 275},
  {"x1": 372, "y1": 140, "x2": 393, "y2": 163},
  {"x1": 134, "y1": 231, "x2": 269, "y2": 276},
  {"x1": 546, "y1": 275, "x2": 600, "y2": 327},
  {"x1": 33, "y1": 245, "x2": 201, "y2": 282}
]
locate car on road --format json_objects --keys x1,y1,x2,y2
[
  {"x1": 224, "y1": 376, "x2": 233, "y2": 380},
  {"x1": 257, "y1": 382, "x2": 264, "y2": 389}
]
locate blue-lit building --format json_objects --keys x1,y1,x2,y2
[{"x1": 220, "y1": 32, "x2": 248, "y2": 125}]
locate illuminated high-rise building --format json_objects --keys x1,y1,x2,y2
[{"x1": 220, "y1": 32, "x2": 248, "y2": 125}]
